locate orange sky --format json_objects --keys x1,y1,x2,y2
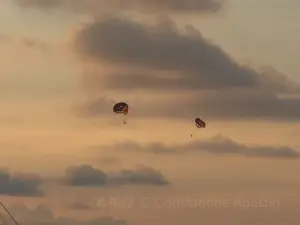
[{"x1": 0, "y1": 0, "x2": 300, "y2": 225}]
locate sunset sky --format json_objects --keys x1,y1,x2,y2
[{"x1": 0, "y1": 0, "x2": 300, "y2": 225}]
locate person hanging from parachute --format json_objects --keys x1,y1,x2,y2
[
  {"x1": 191, "y1": 117, "x2": 206, "y2": 137},
  {"x1": 113, "y1": 102, "x2": 128, "y2": 124}
]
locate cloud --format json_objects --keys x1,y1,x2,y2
[
  {"x1": 99, "y1": 135, "x2": 300, "y2": 159},
  {"x1": 73, "y1": 17, "x2": 256, "y2": 90},
  {"x1": 157, "y1": 90, "x2": 300, "y2": 120},
  {"x1": 15, "y1": 0, "x2": 223, "y2": 13},
  {"x1": 64, "y1": 164, "x2": 108, "y2": 187},
  {"x1": 0, "y1": 169, "x2": 43, "y2": 196},
  {"x1": 108, "y1": 166, "x2": 170, "y2": 186},
  {"x1": 72, "y1": 17, "x2": 298, "y2": 93},
  {"x1": 63, "y1": 164, "x2": 170, "y2": 187},
  {"x1": 10, "y1": 203, "x2": 127, "y2": 225}
]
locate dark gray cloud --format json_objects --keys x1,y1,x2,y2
[
  {"x1": 65, "y1": 164, "x2": 108, "y2": 187},
  {"x1": 99, "y1": 135, "x2": 300, "y2": 159},
  {"x1": 73, "y1": 17, "x2": 298, "y2": 93},
  {"x1": 102, "y1": 67, "x2": 299, "y2": 94},
  {"x1": 152, "y1": 90, "x2": 300, "y2": 121},
  {"x1": 109, "y1": 166, "x2": 170, "y2": 186},
  {"x1": 63, "y1": 164, "x2": 170, "y2": 187},
  {"x1": 74, "y1": 17, "x2": 256, "y2": 90},
  {"x1": 10, "y1": 203, "x2": 127, "y2": 225},
  {"x1": 15, "y1": 0, "x2": 223, "y2": 13},
  {"x1": 0, "y1": 169, "x2": 43, "y2": 196}
]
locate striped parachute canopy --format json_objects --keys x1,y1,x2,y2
[
  {"x1": 113, "y1": 102, "x2": 128, "y2": 115},
  {"x1": 195, "y1": 118, "x2": 206, "y2": 128}
]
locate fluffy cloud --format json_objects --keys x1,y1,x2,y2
[
  {"x1": 0, "y1": 169, "x2": 43, "y2": 196},
  {"x1": 15, "y1": 0, "x2": 223, "y2": 13},
  {"x1": 99, "y1": 135, "x2": 300, "y2": 159},
  {"x1": 63, "y1": 164, "x2": 170, "y2": 187},
  {"x1": 73, "y1": 17, "x2": 298, "y2": 93},
  {"x1": 73, "y1": 17, "x2": 257, "y2": 90}
]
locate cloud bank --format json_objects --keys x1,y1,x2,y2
[
  {"x1": 0, "y1": 170, "x2": 43, "y2": 196},
  {"x1": 63, "y1": 164, "x2": 170, "y2": 187},
  {"x1": 15, "y1": 0, "x2": 223, "y2": 13},
  {"x1": 99, "y1": 135, "x2": 300, "y2": 159}
]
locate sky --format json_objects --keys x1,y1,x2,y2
[{"x1": 0, "y1": 0, "x2": 300, "y2": 225}]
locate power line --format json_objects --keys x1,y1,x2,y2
[{"x1": 0, "y1": 201, "x2": 19, "y2": 225}]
